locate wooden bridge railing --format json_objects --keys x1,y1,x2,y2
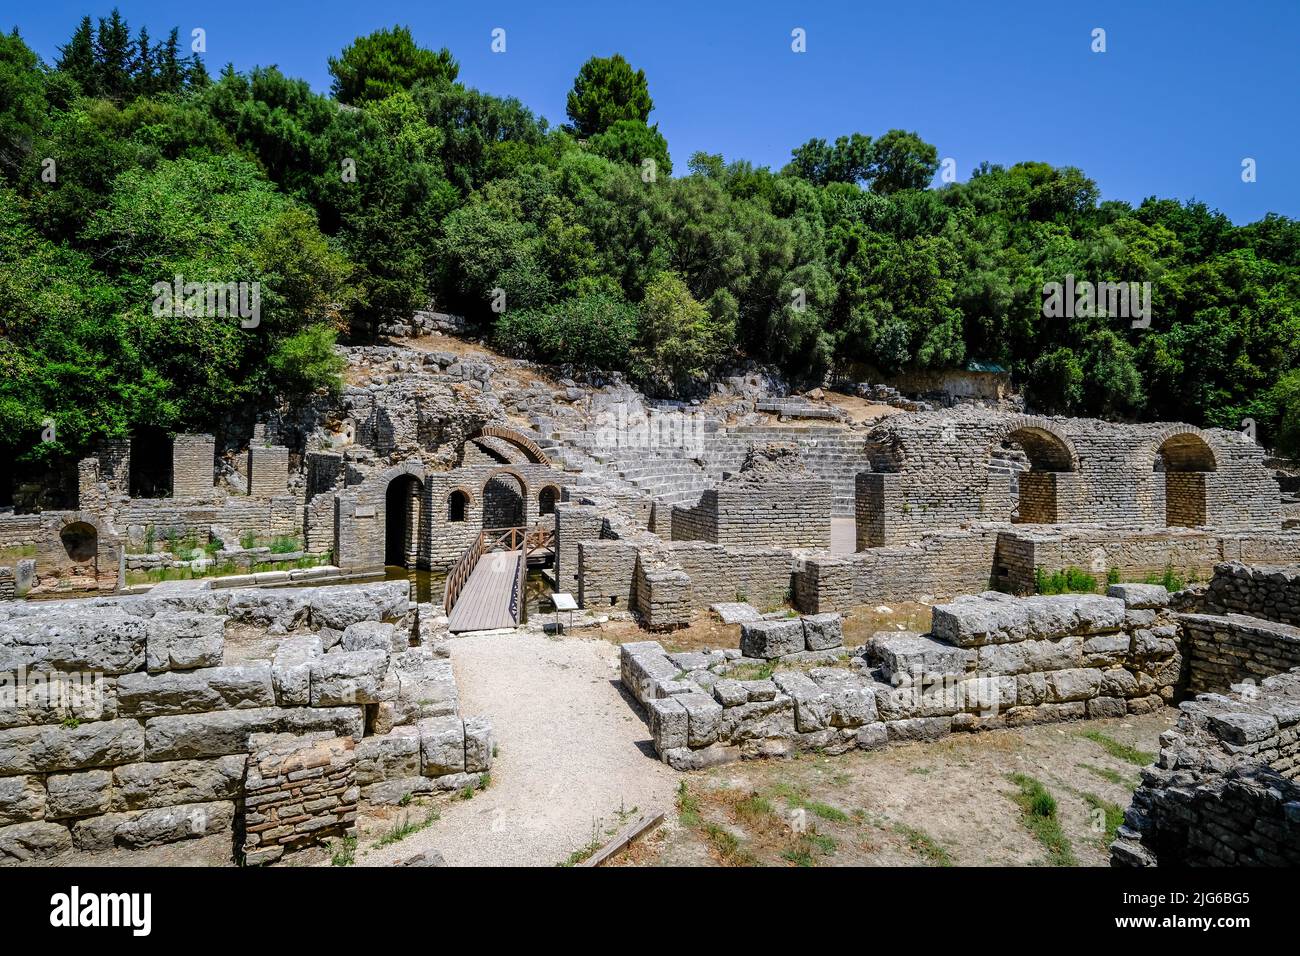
[{"x1": 443, "y1": 525, "x2": 557, "y2": 612}]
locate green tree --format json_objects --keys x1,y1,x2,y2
[
  {"x1": 866, "y1": 129, "x2": 939, "y2": 194},
  {"x1": 637, "y1": 271, "x2": 732, "y2": 393},
  {"x1": 566, "y1": 54, "x2": 652, "y2": 138},
  {"x1": 0, "y1": 30, "x2": 45, "y2": 179},
  {"x1": 55, "y1": 16, "x2": 97, "y2": 95},
  {"x1": 327, "y1": 26, "x2": 458, "y2": 105},
  {"x1": 785, "y1": 133, "x2": 873, "y2": 186},
  {"x1": 587, "y1": 119, "x2": 671, "y2": 176},
  {"x1": 94, "y1": 8, "x2": 134, "y2": 101}
]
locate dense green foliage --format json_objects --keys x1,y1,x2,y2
[{"x1": 1, "y1": 10, "x2": 1298, "y2": 476}]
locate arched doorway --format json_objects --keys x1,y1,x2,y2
[
  {"x1": 992, "y1": 425, "x2": 1077, "y2": 523},
  {"x1": 538, "y1": 485, "x2": 560, "y2": 516},
  {"x1": 60, "y1": 521, "x2": 98, "y2": 570},
  {"x1": 385, "y1": 474, "x2": 424, "y2": 568},
  {"x1": 1156, "y1": 433, "x2": 1216, "y2": 527},
  {"x1": 448, "y1": 489, "x2": 469, "y2": 522},
  {"x1": 483, "y1": 473, "x2": 526, "y2": 528}
]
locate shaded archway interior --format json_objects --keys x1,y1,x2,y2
[
  {"x1": 483, "y1": 474, "x2": 525, "y2": 528},
  {"x1": 385, "y1": 474, "x2": 423, "y2": 568},
  {"x1": 1157, "y1": 433, "x2": 1216, "y2": 528}
]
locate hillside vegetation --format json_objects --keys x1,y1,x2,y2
[{"x1": 1, "y1": 11, "x2": 1299, "y2": 472}]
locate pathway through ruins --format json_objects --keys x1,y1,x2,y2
[{"x1": 358, "y1": 630, "x2": 680, "y2": 867}]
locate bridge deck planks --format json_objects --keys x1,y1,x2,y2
[{"x1": 447, "y1": 549, "x2": 523, "y2": 633}]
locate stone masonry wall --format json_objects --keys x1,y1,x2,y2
[
  {"x1": 171, "y1": 434, "x2": 216, "y2": 500},
  {"x1": 626, "y1": 586, "x2": 1181, "y2": 769},
  {"x1": 1110, "y1": 668, "x2": 1300, "y2": 866},
  {"x1": 0, "y1": 581, "x2": 492, "y2": 864},
  {"x1": 1203, "y1": 561, "x2": 1300, "y2": 626}
]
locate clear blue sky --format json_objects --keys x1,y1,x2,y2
[{"x1": 11, "y1": 0, "x2": 1299, "y2": 223}]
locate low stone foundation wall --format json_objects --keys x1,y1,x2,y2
[
  {"x1": 624, "y1": 586, "x2": 1181, "y2": 769},
  {"x1": 1203, "y1": 560, "x2": 1300, "y2": 625},
  {"x1": 1181, "y1": 612, "x2": 1300, "y2": 693},
  {"x1": 1110, "y1": 668, "x2": 1300, "y2": 866},
  {"x1": 0, "y1": 581, "x2": 492, "y2": 864}
]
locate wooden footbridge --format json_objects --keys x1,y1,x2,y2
[{"x1": 444, "y1": 526, "x2": 555, "y2": 633}]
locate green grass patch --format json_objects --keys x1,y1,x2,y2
[
  {"x1": 1082, "y1": 792, "x2": 1125, "y2": 844},
  {"x1": 1035, "y1": 565, "x2": 1098, "y2": 595},
  {"x1": 1079, "y1": 762, "x2": 1130, "y2": 786},
  {"x1": 1079, "y1": 730, "x2": 1155, "y2": 766},
  {"x1": 725, "y1": 660, "x2": 776, "y2": 681},
  {"x1": 1008, "y1": 773, "x2": 1077, "y2": 866},
  {"x1": 892, "y1": 823, "x2": 953, "y2": 866},
  {"x1": 769, "y1": 781, "x2": 850, "y2": 822}
]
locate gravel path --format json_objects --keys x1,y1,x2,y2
[{"x1": 358, "y1": 630, "x2": 679, "y2": 867}]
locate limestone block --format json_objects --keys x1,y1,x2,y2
[
  {"x1": 309, "y1": 581, "x2": 409, "y2": 631},
  {"x1": 1083, "y1": 634, "x2": 1132, "y2": 668},
  {"x1": 0, "y1": 820, "x2": 72, "y2": 862},
  {"x1": 0, "y1": 718, "x2": 145, "y2": 775},
  {"x1": 0, "y1": 612, "x2": 146, "y2": 675},
  {"x1": 620, "y1": 643, "x2": 677, "y2": 705},
  {"x1": 1086, "y1": 696, "x2": 1128, "y2": 719},
  {"x1": 391, "y1": 651, "x2": 458, "y2": 718},
  {"x1": 271, "y1": 635, "x2": 323, "y2": 706},
  {"x1": 145, "y1": 613, "x2": 224, "y2": 673},
  {"x1": 773, "y1": 672, "x2": 832, "y2": 732},
  {"x1": 739, "y1": 619, "x2": 805, "y2": 659},
  {"x1": 826, "y1": 683, "x2": 877, "y2": 728},
  {"x1": 419, "y1": 716, "x2": 465, "y2": 776},
  {"x1": 1106, "y1": 584, "x2": 1170, "y2": 609},
  {"x1": 341, "y1": 621, "x2": 406, "y2": 655},
  {"x1": 72, "y1": 800, "x2": 234, "y2": 850},
  {"x1": 144, "y1": 708, "x2": 282, "y2": 760},
  {"x1": 1045, "y1": 668, "x2": 1104, "y2": 703},
  {"x1": 1100, "y1": 668, "x2": 1140, "y2": 699},
  {"x1": 678, "y1": 693, "x2": 722, "y2": 747},
  {"x1": 647, "y1": 697, "x2": 688, "y2": 753},
  {"x1": 741, "y1": 680, "x2": 779, "y2": 701},
  {"x1": 1016, "y1": 672, "x2": 1048, "y2": 706},
  {"x1": 874, "y1": 631, "x2": 966, "y2": 683},
  {"x1": 802, "y1": 613, "x2": 843, "y2": 651},
  {"x1": 354, "y1": 727, "x2": 420, "y2": 786},
  {"x1": 856, "y1": 722, "x2": 888, "y2": 749},
  {"x1": 117, "y1": 664, "x2": 275, "y2": 717},
  {"x1": 885, "y1": 716, "x2": 951, "y2": 742},
  {"x1": 712, "y1": 679, "x2": 747, "y2": 707},
  {"x1": 110, "y1": 756, "x2": 246, "y2": 811},
  {"x1": 310, "y1": 649, "x2": 389, "y2": 706},
  {"x1": 44, "y1": 769, "x2": 111, "y2": 819},
  {"x1": 0, "y1": 775, "x2": 45, "y2": 825},
  {"x1": 463, "y1": 716, "x2": 494, "y2": 773}
]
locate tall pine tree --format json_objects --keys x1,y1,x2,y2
[
  {"x1": 158, "y1": 27, "x2": 184, "y2": 93},
  {"x1": 94, "y1": 9, "x2": 133, "y2": 101},
  {"x1": 55, "y1": 16, "x2": 97, "y2": 96}
]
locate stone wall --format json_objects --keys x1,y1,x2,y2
[
  {"x1": 1180, "y1": 612, "x2": 1300, "y2": 694},
  {"x1": 625, "y1": 587, "x2": 1181, "y2": 769},
  {"x1": 240, "y1": 732, "x2": 357, "y2": 865},
  {"x1": 1203, "y1": 561, "x2": 1300, "y2": 625},
  {"x1": 1110, "y1": 668, "x2": 1300, "y2": 866},
  {"x1": 0, "y1": 581, "x2": 492, "y2": 864},
  {"x1": 671, "y1": 480, "x2": 832, "y2": 550}
]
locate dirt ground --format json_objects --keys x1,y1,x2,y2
[{"x1": 616, "y1": 709, "x2": 1174, "y2": 867}]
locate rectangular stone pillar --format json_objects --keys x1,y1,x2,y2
[
  {"x1": 171, "y1": 434, "x2": 215, "y2": 499},
  {"x1": 248, "y1": 445, "x2": 290, "y2": 498}
]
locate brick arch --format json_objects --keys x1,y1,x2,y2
[
  {"x1": 996, "y1": 416, "x2": 1079, "y2": 472},
  {"x1": 537, "y1": 483, "x2": 562, "y2": 516},
  {"x1": 482, "y1": 468, "x2": 528, "y2": 529},
  {"x1": 1148, "y1": 425, "x2": 1218, "y2": 473},
  {"x1": 476, "y1": 425, "x2": 552, "y2": 466}
]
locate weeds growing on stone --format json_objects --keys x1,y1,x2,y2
[
  {"x1": 1008, "y1": 773, "x2": 1077, "y2": 866},
  {"x1": 375, "y1": 808, "x2": 440, "y2": 848}
]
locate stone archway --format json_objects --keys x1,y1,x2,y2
[
  {"x1": 1154, "y1": 429, "x2": 1217, "y2": 528},
  {"x1": 385, "y1": 473, "x2": 425, "y2": 568},
  {"x1": 483, "y1": 470, "x2": 527, "y2": 529},
  {"x1": 538, "y1": 484, "x2": 560, "y2": 517},
  {"x1": 991, "y1": 417, "x2": 1079, "y2": 524}
]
